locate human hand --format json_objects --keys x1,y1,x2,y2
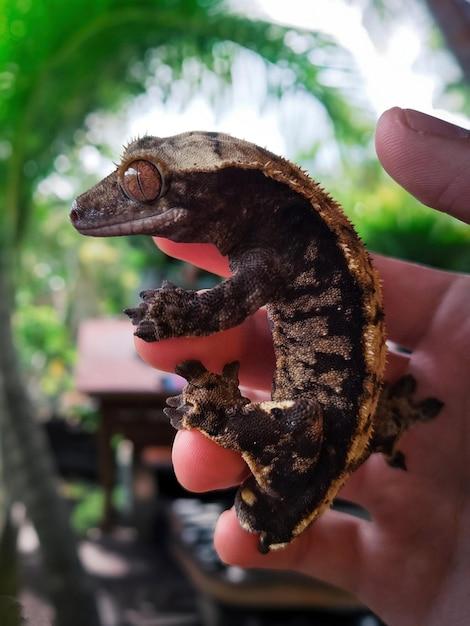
[{"x1": 136, "y1": 108, "x2": 470, "y2": 626}]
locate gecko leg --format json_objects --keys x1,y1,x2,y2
[
  {"x1": 125, "y1": 248, "x2": 283, "y2": 342},
  {"x1": 164, "y1": 359, "x2": 324, "y2": 551},
  {"x1": 371, "y1": 374, "x2": 443, "y2": 470}
]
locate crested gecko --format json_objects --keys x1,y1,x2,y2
[{"x1": 71, "y1": 132, "x2": 443, "y2": 553}]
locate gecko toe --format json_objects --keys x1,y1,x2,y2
[
  {"x1": 166, "y1": 394, "x2": 183, "y2": 408},
  {"x1": 175, "y1": 360, "x2": 207, "y2": 381},
  {"x1": 163, "y1": 407, "x2": 183, "y2": 428},
  {"x1": 134, "y1": 320, "x2": 158, "y2": 342},
  {"x1": 124, "y1": 304, "x2": 147, "y2": 325},
  {"x1": 418, "y1": 397, "x2": 444, "y2": 421},
  {"x1": 387, "y1": 450, "x2": 407, "y2": 471},
  {"x1": 139, "y1": 289, "x2": 156, "y2": 302},
  {"x1": 163, "y1": 403, "x2": 192, "y2": 429},
  {"x1": 391, "y1": 374, "x2": 416, "y2": 396}
]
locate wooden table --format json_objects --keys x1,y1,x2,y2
[{"x1": 75, "y1": 318, "x2": 183, "y2": 529}]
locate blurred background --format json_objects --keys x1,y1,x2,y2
[{"x1": 0, "y1": 1, "x2": 469, "y2": 625}]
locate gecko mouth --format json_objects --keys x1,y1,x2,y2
[{"x1": 71, "y1": 207, "x2": 188, "y2": 237}]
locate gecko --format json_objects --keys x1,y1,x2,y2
[{"x1": 71, "y1": 131, "x2": 443, "y2": 553}]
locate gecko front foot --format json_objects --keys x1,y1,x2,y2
[{"x1": 124, "y1": 281, "x2": 199, "y2": 342}]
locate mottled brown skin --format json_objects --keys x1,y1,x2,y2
[{"x1": 71, "y1": 131, "x2": 443, "y2": 552}]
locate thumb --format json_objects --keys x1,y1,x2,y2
[{"x1": 375, "y1": 107, "x2": 470, "y2": 224}]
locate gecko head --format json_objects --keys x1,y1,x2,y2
[
  {"x1": 70, "y1": 133, "x2": 224, "y2": 241},
  {"x1": 70, "y1": 151, "x2": 191, "y2": 238},
  {"x1": 70, "y1": 132, "x2": 266, "y2": 246}
]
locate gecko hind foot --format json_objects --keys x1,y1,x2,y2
[
  {"x1": 235, "y1": 472, "x2": 322, "y2": 554},
  {"x1": 387, "y1": 449, "x2": 407, "y2": 471},
  {"x1": 371, "y1": 374, "x2": 444, "y2": 469}
]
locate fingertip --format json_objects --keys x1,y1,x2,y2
[
  {"x1": 375, "y1": 106, "x2": 470, "y2": 221},
  {"x1": 213, "y1": 508, "x2": 301, "y2": 570},
  {"x1": 172, "y1": 430, "x2": 248, "y2": 492},
  {"x1": 376, "y1": 106, "x2": 403, "y2": 131},
  {"x1": 214, "y1": 508, "x2": 259, "y2": 565},
  {"x1": 374, "y1": 106, "x2": 408, "y2": 174}
]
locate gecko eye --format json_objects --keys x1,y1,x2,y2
[{"x1": 121, "y1": 160, "x2": 162, "y2": 202}]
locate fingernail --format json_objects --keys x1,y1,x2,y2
[{"x1": 402, "y1": 108, "x2": 470, "y2": 140}]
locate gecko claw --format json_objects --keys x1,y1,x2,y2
[{"x1": 258, "y1": 532, "x2": 271, "y2": 554}]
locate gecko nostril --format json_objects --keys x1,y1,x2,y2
[{"x1": 70, "y1": 200, "x2": 81, "y2": 224}]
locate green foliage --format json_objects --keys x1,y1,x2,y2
[
  {"x1": 445, "y1": 80, "x2": 470, "y2": 117},
  {"x1": 14, "y1": 304, "x2": 74, "y2": 396},
  {"x1": 328, "y1": 161, "x2": 470, "y2": 272},
  {"x1": 68, "y1": 483, "x2": 104, "y2": 535},
  {"x1": 68, "y1": 482, "x2": 124, "y2": 534},
  {"x1": 0, "y1": 0, "x2": 366, "y2": 245}
]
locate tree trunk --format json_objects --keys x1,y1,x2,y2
[
  {"x1": 425, "y1": 0, "x2": 470, "y2": 80},
  {"x1": 0, "y1": 253, "x2": 100, "y2": 626}
]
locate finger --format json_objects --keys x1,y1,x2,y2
[
  {"x1": 155, "y1": 238, "x2": 230, "y2": 277},
  {"x1": 135, "y1": 308, "x2": 276, "y2": 391},
  {"x1": 214, "y1": 507, "x2": 367, "y2": 594},
  {"x1": 373, "y1": 253, "x2": 456, "y2": 349},
  {"x1": 375, "y1": 107, "x2": 470, "y2": 223},
  {"x1": 172, "y1": 430, "x2": 248, "y2": 492}
]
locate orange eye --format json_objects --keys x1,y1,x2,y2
[{"x1": 122, "y1": 160, "x2": 162, "y2": 202}]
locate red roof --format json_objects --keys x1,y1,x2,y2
[{"x1": 75, "y1": 318, "x2": 184, "y2": 396}]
